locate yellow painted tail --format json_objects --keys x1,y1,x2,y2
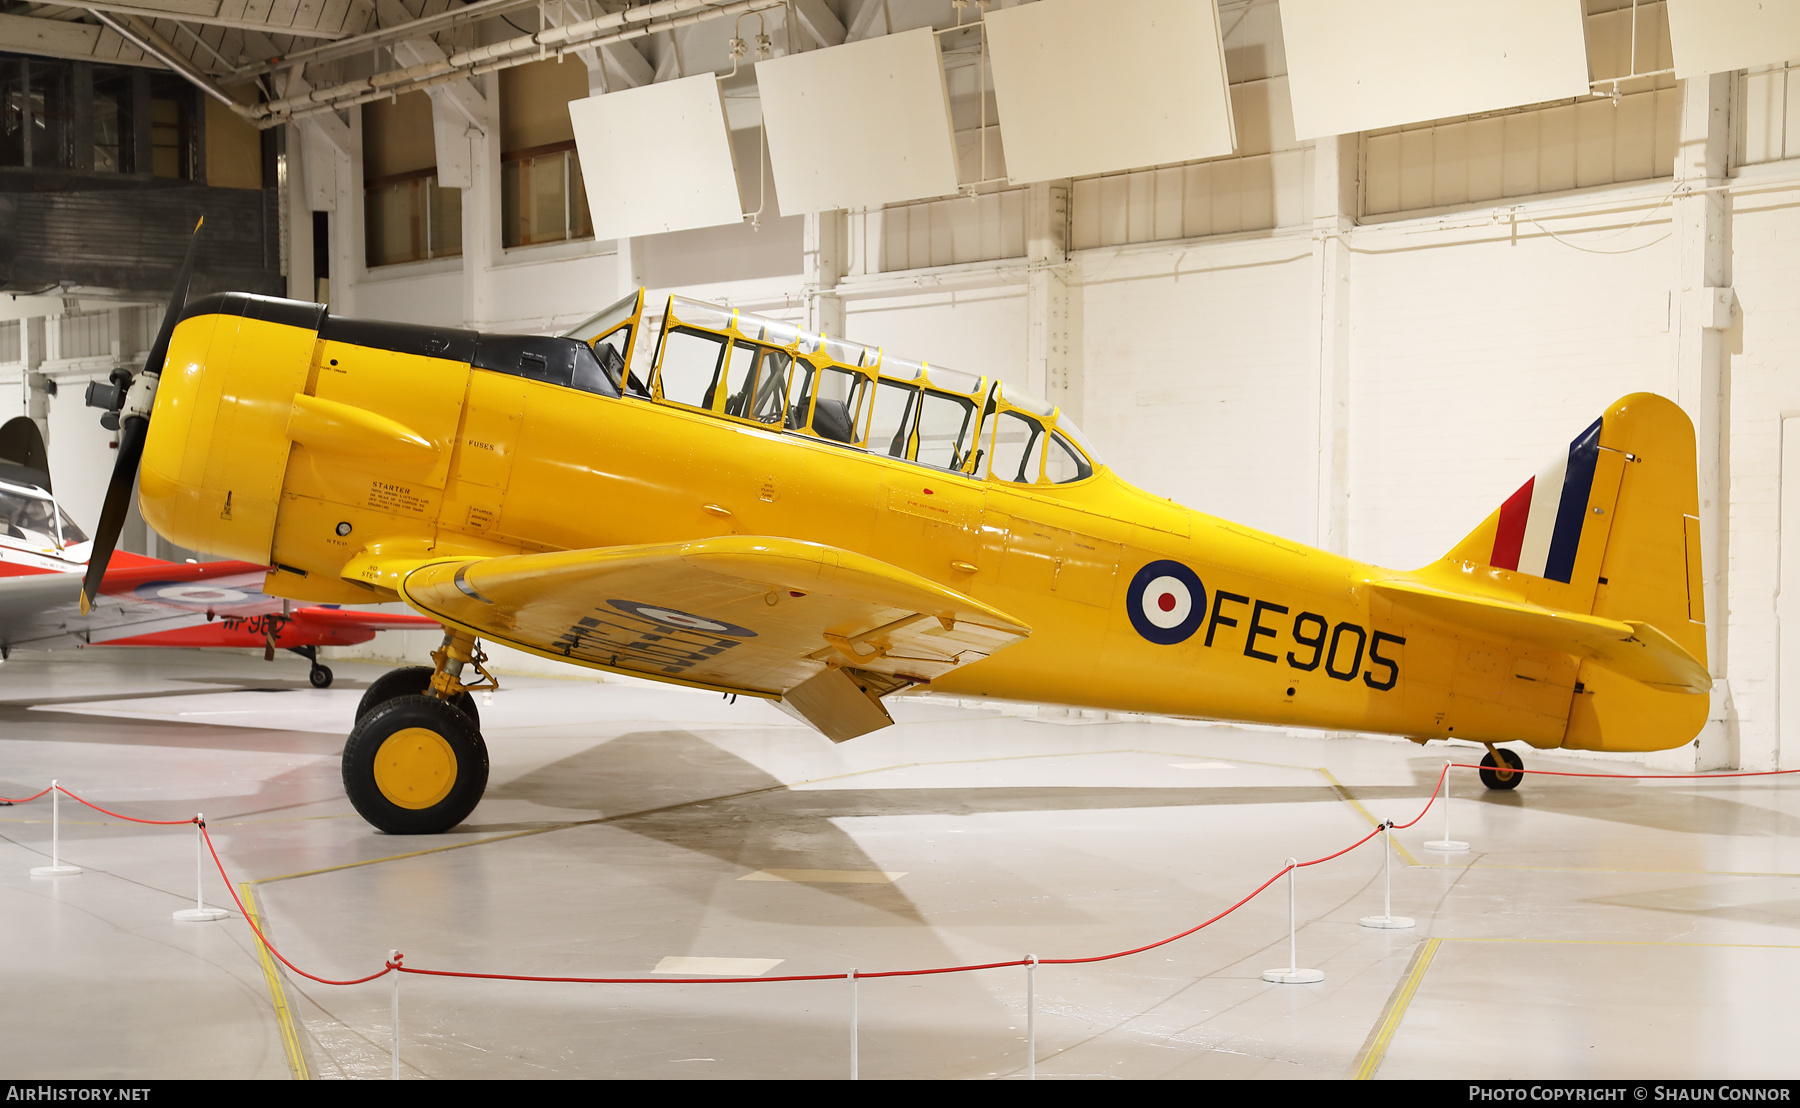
[{"x1": 1421, "y1": 393, "x2": 1709, "y2": 752}]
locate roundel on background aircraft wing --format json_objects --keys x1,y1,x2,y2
[
  {"x1": 131, "y1": 581, "x2": 260, "y2": 609},
  {"x1": 1126, "y1": 560, "x2": 1207, "y2": 645},
  {"x1": 607, "y1": 599, "x2": 758, "y2": 638}
]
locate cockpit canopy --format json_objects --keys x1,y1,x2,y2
[
  {"x1": 572, "y1": 291, "x2": 1100, "y2": 486},
  {"x1": 0, "y1": 471, "x2": 88, "y2": 555}
]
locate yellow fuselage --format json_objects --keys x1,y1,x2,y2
[{"x1": 140, "y1": 305, "x2": 1674, "y2": 755}]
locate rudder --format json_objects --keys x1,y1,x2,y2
[{"x1": 1427, "y1": 394, "x2": 1709, "y2": 752}]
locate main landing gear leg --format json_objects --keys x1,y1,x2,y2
[
  {"x1": 286, "y1": 644, "x2": 333, "y2": 689},
  {"x1": 341, "y1": 631, "x2": 497, "y2": 834},
  {"x1": 1479, "y1": 743, "x2": 1525, "y2": 791}
]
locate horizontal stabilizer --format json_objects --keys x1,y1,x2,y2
[{"x1": 1372, "y1": 579, "x2": 1710, "y2": 694}]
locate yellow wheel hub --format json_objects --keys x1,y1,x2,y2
[{"x1": 373, "y1": 727, "x2": 458, "y2": 810}]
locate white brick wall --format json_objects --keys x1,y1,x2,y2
[{"x1": 1346, "y1": 204, "x2": 1680, "y2": 570}]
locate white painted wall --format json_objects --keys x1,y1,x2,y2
[
  {"x1": 1074, "y1": 238, "x2": 1318, "y2": 541},
  {"x1": 1346, "y1": 201, "x2": 1681, "y2": 571}
]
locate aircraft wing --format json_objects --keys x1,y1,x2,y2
[
  {"x1": 0, "y1": 559, "x2": 286, "y2": 651},
  {"x1": 1371, "y1": 578, "x2": 1710, "y2": 694},
  {"x1": 383, "y1": 536, "x2": 1031, "y2": 740}
]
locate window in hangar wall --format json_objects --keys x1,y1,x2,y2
[
  {"x1": 0, "y1": 55, "x2": 71, "y2": 169},
  {"x1": 1739, "y1": 53, "x2": 1800, "y2": 167},
  {"x1": 363, "y1": 90, "x2": 461, "y2": 266},
  {"x1": 2, "y1": 55, "x2": 205, "y2": 180},
  {"x1": 499, "y1": 58, "x2": 593, "y2": 248},
  {"x1": 1361, "y1": 0, "x2": 1679, "y2": 218},
  {"x1": 1065, "y1": 0, "x2": 1306, "y2": 251},
  {"x1": 1052, "y1": 0, "x2": 1684, "y2": 248},
  {"x1": 149, "y1": 74, "x2": 197, "y2": 180}
]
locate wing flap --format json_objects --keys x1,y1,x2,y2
[
  {"x1": 395, "y1": 536, "x2": 1030, "y2": 700},
  {"x1": 1373, "y1": 579, "x2": 1710, "y2": 694}
]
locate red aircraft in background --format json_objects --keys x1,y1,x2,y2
[{"x1": 0, "y1": 421, "x2": 433, "y2": 686}]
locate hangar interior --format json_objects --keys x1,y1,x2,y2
[{"x1": 2, "y1": 0, "x2": 1799, "y2": 1082}]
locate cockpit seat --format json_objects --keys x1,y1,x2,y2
[{"x1": 811, "y1": 398, "x2": 855, "y2": 444}]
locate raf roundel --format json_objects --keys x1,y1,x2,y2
[
  {"x1": 133, "y1": 582, "x2": 254, "y2": 608},
  {"x1": 607, "y1": 599, "x2": 758, "y2": 638},
  {"x1": 1126, "y1": 560, "x2": 1207, "y2": 645}
]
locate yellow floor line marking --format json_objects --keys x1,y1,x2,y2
[
  {"x1": 1437, "y1": 936, "x2": 1800, "y2": 950},
  {"x1": 1317, "y1": 767, "x2": 1419, "y2": 867},
  {"x1": 1350, "y1": 937, "x2": 1439, "y2": 1080},
  {"x1": 240, "y1": 882, "x2": 310, "y2": 1081}
]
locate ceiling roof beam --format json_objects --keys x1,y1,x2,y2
[
  {"x1": 0, "y1": 9, "x2": 156, "y2": 66},
  {"x1": 792, "y1": 0, "x2": 844, "y2": 48},
  {"x1": 35, "y1": 0, "x2": 352, "y2": 40},
  {"x1": 85, "y1": 8, "x2": 249, "y2": 110},
  {"x1": 250, "y1": 0, "x2": 779, "y2": 124},
  {"x1": 228, "y1": 0, "x2": 555, "y2": 80}
]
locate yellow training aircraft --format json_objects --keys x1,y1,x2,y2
[{"x1": 81, "y1": 237, "x2": 1710, "y2": 834}]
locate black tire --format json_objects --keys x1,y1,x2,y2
[
  {"x1": 1479, "y1": 748, "x2": 1525, "y2": 791},
  {"x1": 355, "y1": 664, "x2": 480, "y2": 728},
  {"x1": 309, "y1": 664, "x2": 334, "y2": 689},
  {"x1": 342, "y1": 695, "x2": 489, "y2": 834}
]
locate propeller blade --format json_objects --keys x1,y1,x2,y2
[
  {"x1": 139, "y1": 215, "x2": 204, "y2": 396},
  {"x1": 78, "y1": 417, "x2": 146, "y2": 614},
  {"x1": 78, "y1": 217, "x2": 204, "y2": 615}
]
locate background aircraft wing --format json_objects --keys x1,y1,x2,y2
[
  {"x1": 0, "y1": 559, "x2": 282, "y2": 650},
  {"x1": 388, "y1": 536, "x2": 1030, "y2": 737}
]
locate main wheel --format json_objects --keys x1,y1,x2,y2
[
  {"x1": 309, "y1": 664, "x2": 334, "y2": 689},
  {"x1": 342, "y1": 695, "x2": 489, "y2": 834},
  {"x1": 355, "y1": 664, "x2": 480, "y2": 728},
  {"x1": 1479, "y1": 748, "x2": 1525, "y2": 791}
]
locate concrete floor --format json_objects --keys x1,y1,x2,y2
[{"x1": 2, "y1": 648, "x2": 1797, "y2": 1080}]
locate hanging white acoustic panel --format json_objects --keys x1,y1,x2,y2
[
  {"x1": 755, "y1": 27, "x2": 960, "y2": 213},
  {"x1": 984, "y1": 0, "x2": 1234, "y2": 184},
  {"x1": 569, "y1": 74, "x2": 744, "y2": 240},
  {"x1": 1281, "y1": 0, "x2": 1592, "y2": 141},
  {"x1": 1667, "y1": 0, "x2": 1800, "y2": 79}
]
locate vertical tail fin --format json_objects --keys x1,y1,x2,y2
[{"x1": 1427, "y1": 394, "x2": 1709, "y2": 752}]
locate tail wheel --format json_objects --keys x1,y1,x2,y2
[
  {"x1": 309, "y1": 664, "x2": 334, "y2": 689},
  {"x1": 355, "y1": 664, "x2": 480, "y2": 728},
  {"x1": 343, "y1": 695, "x2": 489, "y2": 834},
  {"x1": 1479, "y1": 748, "x2": 1525, "y2": 791}
]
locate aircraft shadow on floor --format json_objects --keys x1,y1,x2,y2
[{"x1": 480, "y1": 728, "x2": 1397, "y2": 926}]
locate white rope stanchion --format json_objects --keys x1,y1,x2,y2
[
  {"x1": 173, "y1": 814, "x2": 228, "y2": 921},
  {"x1": 29, "y1": 780, "x2": 80, "y2": 877},
  {"x1": 848, "y1": 968, "x2": 858, "y2": 1081},
  {"x1": 1423, "y1": 760, "x2": 1470, "y2": 852},
  {"x1": 391, "y1": 950, "x2": 402, "y2": 1081},
  {"x1": 1025, "y1": 954, "x2": 1038, "y2": 1080},
  {"x1": 1262, "y1": 860, "x2": 1324, "y2": 983},
  {"x1": 1359, "y1": 820, "x2": 1415, "y2": 929}
]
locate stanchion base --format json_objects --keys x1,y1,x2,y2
[
  {"x1": 1360, "y1": 914, "x2": 1415, "y2": 929},
  {"x1": 173, "y1": 907, "x2": 229, "y2": 922},
  {"x1": 30, "y1": 864, "x2": 80, "y2": 877},
  {"x1": 1262, "y1": 967, "x2": 1324, "y2": 984},
  {"x1": 1423, "y1": 840, "x2": 1470, "y2": 852}
]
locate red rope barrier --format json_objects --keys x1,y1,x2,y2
[
  {"x1": 0, "y1": 785, "x2": 54, "y2": 805},
  {"x1": 1390, "y1": 762, "x2": 1450, "y2": 830},
  {"x1": 10, "y1": 756, "x2": 1792, "y2": 990},
  {"x1": 1447, "y1": 762, "x2": 1800, "y2": 780},
  {"x1": 197, "y1": 823, "x2": 392, "y2": 987},
  {"x1": 53, "y1": 785, "x2": 197, "y2": 826}
]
